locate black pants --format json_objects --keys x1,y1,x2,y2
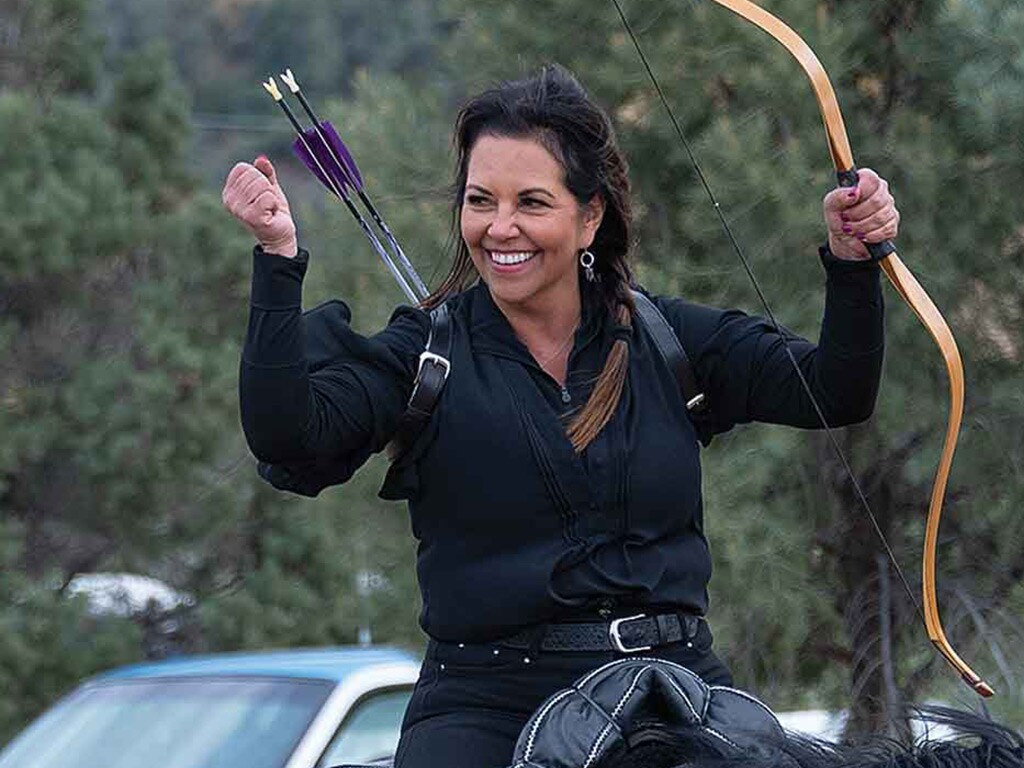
[{"x1": 394, "y1": 620, "x2": 731, "y2": 768}]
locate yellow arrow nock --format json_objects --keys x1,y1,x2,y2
[{"x1": 262, "y1": 77, "x2": 282, "y2": 101}]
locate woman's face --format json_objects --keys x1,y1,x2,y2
[{"x1": 460, "y1": 134, "x2": 604, "y2": 313}]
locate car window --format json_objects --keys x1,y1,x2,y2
[
  {"x1": 317, "y1": 688, "x2": 412, "y2": 767},
  {"x1": 0, "y1": 677, "x2": 333, "y2": 768}
]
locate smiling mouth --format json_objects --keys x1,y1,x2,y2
[{"x1": 488, "y1": 250, "x2": 538, "y2": 266}]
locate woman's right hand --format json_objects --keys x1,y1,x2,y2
[{"x1": 222, "y1": 156, "x2": 298, "y2": 257}]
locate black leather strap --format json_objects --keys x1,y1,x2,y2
[
  {"x1": 387, "y1": 303, "x2": 451, "y2": 460},
  {"x1": 501, "y1": 613, "x2": 703, "y2": 653},
  {"x1": 631, "y1": 290, "x2": 706, "y2": 412},
  {"x1": 386, "y1": 291, "x2": 707, "y2": 462}
]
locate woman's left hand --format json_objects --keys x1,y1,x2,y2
[{"x1": 822, "y1": 168, "x2": 899, "y2": 261}]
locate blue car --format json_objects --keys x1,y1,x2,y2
[{"x1": 0, "y1": 646, "x2": 419, "y2": 768}]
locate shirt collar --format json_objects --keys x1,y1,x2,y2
[{"x1": 466, "y1": 281, "x2": 608, "y2": 362}]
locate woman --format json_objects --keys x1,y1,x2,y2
[{"x1": 222, "y1": 65, "x2": 898, "y2": 767}]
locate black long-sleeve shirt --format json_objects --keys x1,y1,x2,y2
[{"x1": 241, "y1": 245, "x2": 884, "y2": 642}]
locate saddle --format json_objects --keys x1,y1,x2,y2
[{"x1": 507, "y1": 657, "x2": 783, "y2": 768}]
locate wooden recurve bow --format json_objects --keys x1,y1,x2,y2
[{"x1": 611, "y1": 0, "x2": 993, "y2": 697}]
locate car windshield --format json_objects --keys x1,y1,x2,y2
[{"x1": 0, "y1": 676, "x2": 333, "y2": 768}]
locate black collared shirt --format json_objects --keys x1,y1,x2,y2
[{"x1": 241, "y1": 246, "x2": 883, "y2": 642}]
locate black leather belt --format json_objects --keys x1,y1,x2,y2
[{"x1": 502, "y1": 613, "x2": 703, "y2": 654}]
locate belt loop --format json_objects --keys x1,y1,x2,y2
[
  {"x1": 655, "y1": 614, "x2": 679, "y2": 644},
  {"x1": 525, "y1": 624, "x2": 546, "y2": 659},
  {"x1": 682, "y1": 614, "x2": 700, "y2": 640}
]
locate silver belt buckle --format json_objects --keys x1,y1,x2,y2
[{"x1": 608, "y1": 613, "x2": 651, "y2": 653}]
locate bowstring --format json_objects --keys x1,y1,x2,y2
[{"x1": 609, "y1": 0, "x2": 925, "y2": 625}]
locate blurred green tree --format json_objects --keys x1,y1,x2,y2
[
  {"x1": 0, "y1": 0, "x2": 100, "y2": 95},
  {"x1": 0, "y1": 5, "x2": 255, "y2": 739}
]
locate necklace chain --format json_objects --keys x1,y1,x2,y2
[
  {"x1": 537, "y1": 331, "x2": 575, "y2": 367},
  {"x1": 532, "y1": 315, "x2": 580, "y2": 369}
]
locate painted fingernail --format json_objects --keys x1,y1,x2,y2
[
  {"x1": 840, "y1": 212, "x2": 849, "y2": 222},
  {"x1": 842, "y1": 224, "x2": 853, "y2": 235},
  {"x1": 856, "y1": 233, "x2": 866, "y2": 241},
  {"x1": 847, "y1": 188, "x2": 858, "y2": 199}
]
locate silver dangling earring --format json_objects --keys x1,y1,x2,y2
[{"x1": 579, "y1": 249, "x2": 596, "y2": 283}]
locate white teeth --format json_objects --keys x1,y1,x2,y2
[{"x1": 489, "y1": 250, "x2": 535, "y2": 265}]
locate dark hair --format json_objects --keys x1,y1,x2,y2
[
  {"x1": 599, "y1": 726, "x2": 730, "y2": 768},
  {"x1": 425, "y1": 64, "x2": 634, "y2": 452}
]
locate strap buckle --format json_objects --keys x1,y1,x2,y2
[
  {"x1": 609, "y1": 613, "x2": 652, "y2": 653},
  {"x1": 417, "y1": 350, "x2": 450, "y2": 382}
]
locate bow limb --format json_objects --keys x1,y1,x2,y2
[{"x1": 703, "y1": 0, "x2": 992, "y2": 697}]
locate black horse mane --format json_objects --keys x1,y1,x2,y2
[{"x1": 601, "y1": 706, "x2": 1023, "y2": 768}]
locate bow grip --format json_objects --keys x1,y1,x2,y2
[{"x1": 836, "y1": 168, "x2": 897, "y2": 263}]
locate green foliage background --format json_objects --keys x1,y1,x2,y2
[{"x1": 1, "y1": 0, "x2": 1023, "y2": 745}]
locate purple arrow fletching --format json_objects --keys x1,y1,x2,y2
[
  {"x1": 319, "y1": 121, "x2": 363, "y2": 191},
  {"x1": 292, "y1": 136, "x2": 344, "y2": 195},
  {"x1": 290, "y1": 121, "x2": 364, "y2": 196},
  {"x1": 292, "y1": 136, "x2": 338, "y2": 195}
]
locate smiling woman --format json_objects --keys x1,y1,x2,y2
[
  {"x1": 459, "y1": 135, "x2": 598, "y2": 386},
  {"x1": 222, "y1": 64, "x2": 900, "y2": 768}
]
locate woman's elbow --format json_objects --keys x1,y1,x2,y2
[
  {"x1": 242, "y1": 423, "x2": 303, "y2": 464},
  {"x1": 829, "y1": 392, "x2": 878, "y2": 426},
  {"x1": 239, "y1": 400, "x2": 312, "y2": 463}
]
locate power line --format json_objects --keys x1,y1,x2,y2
[{"x1": 190, "y1": 112, "x2": 292, "y2": 133}]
